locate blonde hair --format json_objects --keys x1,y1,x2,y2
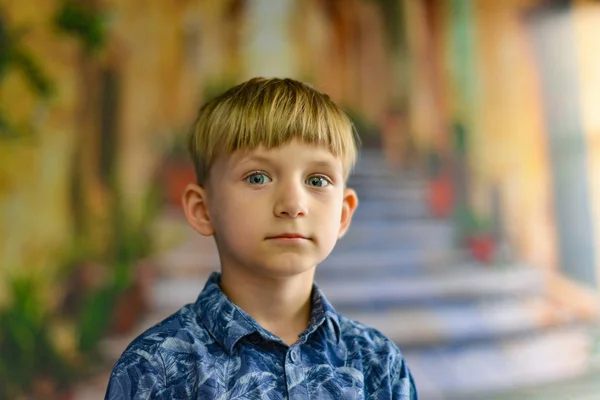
[{"x1": 188, "y1": 77, "x2": 359, "y2": 185}]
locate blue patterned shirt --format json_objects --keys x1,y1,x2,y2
[{"x1": 105, "y1": 272, "x2": 417, "y2": 399}]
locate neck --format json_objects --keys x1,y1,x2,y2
[{"x1": 219, "y1": 265, "x2": 315, "y2": 346}]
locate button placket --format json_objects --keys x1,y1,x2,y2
[{"x1": 285, "y1": 347, "x2": 307, "y2": 399}]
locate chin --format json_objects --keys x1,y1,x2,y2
[{"x1": 256, "y1": 256, "x2": 319, "y2": 279}]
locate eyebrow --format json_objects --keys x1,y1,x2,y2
[
  {"x1": 309, "y1": 160, "x2": 337, "y2": 169},
  {"x1": 237, "y1": 155, "x2": 274, "y2": 166}
]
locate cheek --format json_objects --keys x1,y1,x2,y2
[
  {"x1": 315, "y1": 196, "x2": 344, "y2": 234},
  {"x1": 213, "y1": 191, "x2": 263, "y2": 235}
]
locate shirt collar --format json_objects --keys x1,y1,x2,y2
[
  {"x1": 193, "y1": 272, "x2": 341, "y2": 354},
  {"x1": 303, "y1": 280, "x2": 341, "y2": 343}
]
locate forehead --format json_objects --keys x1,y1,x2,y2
[{"x1": 230, "y1": 141, "x2": 342, "y2": 166}]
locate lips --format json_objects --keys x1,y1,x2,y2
[{"x1": 266, "y1": 233, "x2": 309, "y2": 240}]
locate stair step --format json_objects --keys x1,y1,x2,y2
[
  {"x1": 405, "y1": 326, "x2": 592, "y2": 399},
  {"x1": 349, "y1": 182, "x2": 428, "y2": 195},
  {"x1": 351, "y1": 203, "x2": 432, "y2": 220},
  {"x1": 340, "y1": 219, "x2": 455, "y2": 243},
  {"x1": 487, "y1": 363, "x2": 600, "y2": 400},
  {"x1": 335, "y1": 237, "x2": 455, "y2": 252},
  {"x1": 317, "y1": 264, "x2": 544, "y2": 306},
  {"x1": 320, "y1": 248, "x2": 466, "y2": 276},
  {"x1": 155, "y1": 233, "x2": 219, "y2": 277},
  {"x1": 343, "y1": 294, "x2": 576, "y2": 349},
  {"x1": 349, "y1": 177, "x2": 428, "y2": 191},
  {"x1": 352, "y1": 189, "x2": 426, "y2": 202}
]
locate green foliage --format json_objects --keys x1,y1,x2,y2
[
  {"x1": 54, "y1": 1, "x2": 107, "y2": 54},
  {"x1": 11, "y1": 47, "x2": 54, "y2": 97},
  {"x1": 110, "y1": 186, "x2": 160, "y2": 267},
  {"x1": 0, "y1": 275, "x2": 72, "y2": 398},
  {"x1": 453, "y1": 122, "x2": 468, "y2": 154},
  {"x1": 0, "y1": 11, "x2": 54, "y2": 139},
  {"x1": 77, "y1": 285, "x2": 116, "y2": 353},
  {"x1": 0, "y1": 23, "x2": 54, "y2": 98},
  {"x1": 368, "y1": 0, "x2": 405, "y2": 51},
  {"x1": 455, "y1": 204, "x2": 494, "y2": 241}
]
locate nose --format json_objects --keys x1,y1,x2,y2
[{"x1": 274, "y1": 181, "x2": 308, "y2": 218}]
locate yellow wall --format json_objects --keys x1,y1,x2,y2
[
  {"x1": 403, "y1": 0, "x2": 446, "y2": 153},
  {"x1": 109, "y1": 0, "x2": 205, "y2": 214}
]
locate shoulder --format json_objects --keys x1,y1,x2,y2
[
  {"x1": 337, "y1": 315, "x2": 417, "y2": 399},
  {"x1": 111, "y1": 304, "x2": 213, "y2": 375},
  {"x1": 106, "y1": 305, "x2": 216, "y2": 398}
]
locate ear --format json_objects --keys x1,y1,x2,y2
[
  {"x1": 338, "y1": 188, "x2": 358, "y2": 239},
  {"x1": 182, "y1": 183, "x2": 215, "y2": 236}
]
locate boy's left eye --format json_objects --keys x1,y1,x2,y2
[{"x1": 305, "y1": 175, "x2": 330, "y2": 188}]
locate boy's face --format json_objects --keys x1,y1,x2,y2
[{"x1": 183, "y1": 139, "x2": 358, "y2": 279}]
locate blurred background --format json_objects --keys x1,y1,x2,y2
[{"x1": 2, "y1": 0, "x2": 600, "y2": 399}]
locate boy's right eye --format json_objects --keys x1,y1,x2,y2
[{"x1": 245, "y1": 172, "x2": 272, "y2": 185}]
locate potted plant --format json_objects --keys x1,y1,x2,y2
[{"x1": 457, "y1": 206, "x2": 496, "y2": 264}]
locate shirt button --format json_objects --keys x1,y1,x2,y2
[{"x1": 289, "y1": 349, "x2": 298, "y2": 363}]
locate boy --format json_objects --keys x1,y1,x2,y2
[{"x1": 105, "y1": 78, "x2": 417, "y2": 399}]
